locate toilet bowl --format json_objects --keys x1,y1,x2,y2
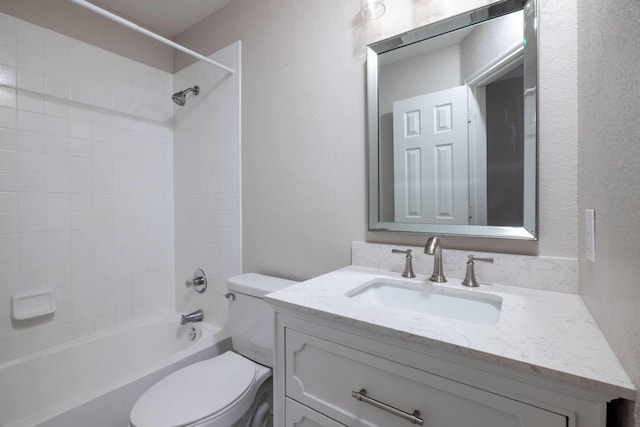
[{"x1": 129, "y1": 274, "x2": 297, "y2": 427}]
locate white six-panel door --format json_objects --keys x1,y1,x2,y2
[{"x1": 393, "y1": 85, "x2": 469, "y2": 224}]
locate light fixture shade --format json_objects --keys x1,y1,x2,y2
[{"x1": 361, "y1": 0, "x2": 386, "y2": 20}]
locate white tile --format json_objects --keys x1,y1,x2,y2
[
  {"x1": 17, "y1": 110, "x2": 44, "y2": 133},
  {"x1": 93, "y1": 312, "x2": 114, "y2": 331},
  {"x1": 46, "y1": 230, "x2": 70, "y2": 250},
  {"x1": 47, "y1": 248, "x2": 70, "y2": 269},
  {"x1": 0, "y1": 213, "x2": 17, "y2": 233},
  {"x1": 45, "y1": 173, "x2": 70, "y2": 193},
  {"x1": 0, "y1": 108, "x2": 16, "y2": 132},
  {"x1": 18, "y1": 172, "x2": 44, "y2": 192},
  {"x1": 71, "y1": 194, "x2": 92, "y2": 211},
  {"x1": 0, "y1": 233, "x2": 17, "y2": 256},
  {"x1": 45, "y1": 154, "x2": 69, "y2": 174},
  {"x1": 17, "y1": 24, "x2": 44, "y2": 56},
  {"x1": 0, "y1": 296, "x2": 10, "y2": 319},
  {"x1": 45, "y1": 134, "x2": 69, "y2": 155},
  {"x1": 17, "y1": 69, "x2": 44, "y2": 92},
  {"x1": 18, "y1": 192, "x2": 44, "y2": 212},
  {"x1": 46, "y1": 193, "x2": 69, "y2": 211},
  {"x1": 71, "y1": 265, "x2": 93, "y2": 287},
  {"x1": 0, "y1": 149, "x2": 17, "y2": 171},
  {"x1": 18, "y1": 212, "x2": 45, "y2": 232},
  {"x1": 0, "y1": 128, "x2": 17, "y2": 150},
  {"x1": 0, "y1": 64, "x2": 16, "y2": 87},
  {"x1": 0, "y1": 192, "x2": 17, "y2": 213},
  {"x1": 47, "y1": 268, "x2": 71, "y2": 289},
  {"x1": 72, "y1": 320, "x2": 93, "y2": 339},
  {"x1": 18, "y1": 130, "x2": 44, "y2": 152},
  {"x1": 46, "y1": 211, "x2": 69, "y2": 231},
  {"x1": 48, "y1": 323, "x2": 73, "y2": 347},
  {"x1": 0, "y1": 336, "x2": 21, "y2": 364},
  {"x1": 69, "y1": 81, "x2": 92, "y2": 105},
  {"x1": 0, "y1": 254, "x2": 18, "y2": 280},
  {"x1": 46, "y1": 76, "x2": 69, "y2": 99},
  {"x1": 69, "y1": 121, "x2": 91, "y2": 139},
  {"x1": 69, "y1": 139, "x2": 91, "y2": 157},
  {"x1": 72, "y1": 246, "x2": 92, "y2": 267},
  {"x1": 17, "y1": 90, "x2": 45, "y2": 113},
  {"x1": 70, "y1": 212, "x2": 91, "y2": 229},
  {"x1": 18, "y1": 150, "x2": 44, "y2": 172},
  {"x1": 45, "y1": 58, "x2": 70, "y2": 82},
  {"x1": 0, "y1": 43, "x2": 16, "y2": 68},
  {"x1": 0, "y1": 21, "x2": 18, "y2": 46},
  {"x1": 18, "y1": 232, "x2": 43, "y2": 253},
  {"x1": 45, "y1": 98, "x2": 69, "y2": 118},
  {"x1": 0, "y1": 86, "x2": 16, "y2": 108},
  {"x1": 71, "y1": 229, "x2": 92, "y2": 248},
  {"x1": 45, "y1": 115, "x2": 69, "y2": 137}
]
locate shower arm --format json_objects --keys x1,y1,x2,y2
[{"x1": 69, "y1": 0, "x2": 235, "y2": 75}]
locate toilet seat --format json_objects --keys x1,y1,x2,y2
[{"x1": 130, "y1": 352, "x2": 265, "y2": 427}]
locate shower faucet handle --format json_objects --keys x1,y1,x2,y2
[{"x1": 185, "y1": 268, "x2": 207, "y2": 293}]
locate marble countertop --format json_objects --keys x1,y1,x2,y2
[{"x1": 266, "y1": 265, "x2": 635, "y2": 400}]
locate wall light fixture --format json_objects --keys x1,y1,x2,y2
[{"x1": 361, "y1": 0, "x2": 386, "y2": 20}]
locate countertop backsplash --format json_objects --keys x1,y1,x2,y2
[{"x1": 352, "y1": 241, "x2": 579, "y2": 294}]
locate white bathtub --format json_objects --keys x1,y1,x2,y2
[{"x1": 0, "y1": 316, "x2": 231, "y2": 427}]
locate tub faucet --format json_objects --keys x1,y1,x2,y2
[
  {"x1": 180, "y1": 309, "x2": 204, "y2": 325},
  {"x1": 424, "y1": 236, "x2": 446, "y2": 283}
]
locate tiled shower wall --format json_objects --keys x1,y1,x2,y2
[
  {"x1": 173, "y1": 42, "x2": 241, "y2": 328},
  {"x1": 0, "y1": 13, "x2": 175, "y2": 363}
]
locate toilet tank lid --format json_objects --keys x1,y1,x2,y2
[{"x1": 227, "y1": 273, "x2": 298, "y2": 297}]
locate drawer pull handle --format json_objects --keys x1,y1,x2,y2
[{"x1": 351, "y1": 389, "x2": 424, "y2": 425}]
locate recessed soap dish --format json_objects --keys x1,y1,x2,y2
[{"x1": 12, "y1": 290, "x2": 56, "y2": 320}]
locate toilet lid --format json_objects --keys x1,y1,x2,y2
[{"x1": 130, "y1": 351, "x2": 257, "y2": 427}]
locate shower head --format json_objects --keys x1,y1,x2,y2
[{"x1": 172, "y1": 85, "x2": 199, "y2": 106}]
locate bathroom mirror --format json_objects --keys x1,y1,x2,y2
[{"x1": 368, "y1": 0, "x2": 537, "y2": 239}]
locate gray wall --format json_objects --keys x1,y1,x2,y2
[
  {"x1": 577, "y1": 0, "x2": 640, "y2": 422},
  {"x1": 174, "y1": 0, "x2": 578, "y2": 279}
]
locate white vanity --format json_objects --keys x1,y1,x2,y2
[{"x1": 266, "y1": 265, "x2": 635, "y2": 427}]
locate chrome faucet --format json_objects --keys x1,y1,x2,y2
[
  {"x1": 180, "y1": 309, "x2": 204, "y2": 325},
  {"x1": 424, "y1": 236, "x2": 446, "y2": 283}
]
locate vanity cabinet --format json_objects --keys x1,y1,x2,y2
[{"x1": 273, "y1": 312, "x2": 612, "y2": 427}]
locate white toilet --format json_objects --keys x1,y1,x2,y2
[{"x1": 129, "y1": 273, "x2": 297, "y2": 427}]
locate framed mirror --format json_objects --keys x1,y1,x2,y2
[{"x1": 368, "y1": 0, "x2": 537, "y2": 239}]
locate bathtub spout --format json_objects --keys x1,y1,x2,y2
[{"x1": 180, "y1": 309, "x2": 204, "y2": 325}]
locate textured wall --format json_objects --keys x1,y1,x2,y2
[
  {"x1": 577, "y1": 0, "x2": 640, "y2": 423},
  {"x1": 175, "y1": 0, "x2": 579, "y2": 280}
]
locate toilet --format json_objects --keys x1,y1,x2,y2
[{"x1": 129, "y1": 273, "x2": 298, "y2": 427}]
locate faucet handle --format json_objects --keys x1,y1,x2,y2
[
  {"x1": 467, "y1": 254, "x2": 494, "y2": 263},
  {"x1": 391, "y1": 249, "x2": 416, "y2": 278},
  {"x1": 462, "y1": 255, "x2": 494, "y2": 287},
  {"x1": 185, "y1": 268, "x2": 207, "y2": 293}
]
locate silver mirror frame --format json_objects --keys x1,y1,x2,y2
[{"x1": 367, "y1": 0, "x2": 538, "y2": 240}]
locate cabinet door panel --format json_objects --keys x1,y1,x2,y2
[
  {"x1": 286, "y1": 398, "x2": 346, "y2": 427},
  {"x1": 285, "y1": 328, "x2": 566, "y2": 427}
]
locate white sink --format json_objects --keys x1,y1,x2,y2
[{"x1": 346, "y1": 278, "x2": 502, "y2": 324}]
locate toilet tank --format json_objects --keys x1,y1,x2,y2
[{"x1": 227, "y1": 273, "x2": 298, "y2": 367}]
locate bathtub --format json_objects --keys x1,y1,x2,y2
[{"x1": 0, "y1": 316, "x2": 231, "y2": 427}]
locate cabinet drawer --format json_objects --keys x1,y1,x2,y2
[
  {"x1": 285, "y1": 328, "x2": 566, "y2": 427},
  {"x1": 286, "y1": 398, "x2": 346, "y2": 427}
]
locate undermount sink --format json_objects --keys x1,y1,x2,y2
[{"x1": 346, "y1": 278, "x2": 503, "y2": 325}]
